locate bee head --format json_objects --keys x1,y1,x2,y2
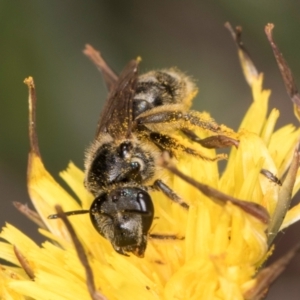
[{"x1": 89, "y1": 187, "x2": 154, "y2": 257}]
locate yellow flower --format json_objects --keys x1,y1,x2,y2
[{"x1": 1, "y1": 23, "x2": 300, "y2": 300}]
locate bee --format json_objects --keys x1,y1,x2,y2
[{"x1": 49, "y1": 46, "x2": 237, "y2": 257}]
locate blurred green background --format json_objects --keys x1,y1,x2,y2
[{"x1": 1, "y1": 1, "x2": 300, "y2": 298}]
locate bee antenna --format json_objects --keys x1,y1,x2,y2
[{"x1": 48, "y1": 210, "x2": 90, "y2": 219}]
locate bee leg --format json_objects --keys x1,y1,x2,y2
[
  {"x1": 179, "y1": 129, "x2": 281, "y2": 184},
  {"x1": 181, "y1": 129, "x2": 281, "y2": 185},
  {"x1": 181, "y1": 128, "x2": 239, "y2": 149},
  {"x1": 180, "y1": 130, "x2": 281, "y2": 184},
  {"x1": 149, "y1": 131, "x2": 226, "y2": 161},
  {"x1": 136, "y1": 110, "x2": 221, "y2": 132},
  {"x1": 153, "y1": 179, "x2": 189, "y2": 209}
]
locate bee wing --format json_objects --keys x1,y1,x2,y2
[{"x1": 96, "y1": 59, "x2": 139, "y2": 139}]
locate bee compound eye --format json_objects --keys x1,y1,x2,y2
[
  {"x1": 136, "y1": 191, "x2": 154, "y2": 233},
  {"x1": 136, "y1": 191, "x2": 151, "y2": 209},
  {"x1": 90, "y1": 194, "x2": 105, "y2": 213}
]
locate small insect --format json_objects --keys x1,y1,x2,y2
[{"x1": 49, "y1": 46, "x2": 237, "y2": 257}]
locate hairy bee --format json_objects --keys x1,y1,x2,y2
[{"x1": 49, "y1": 46, "x2": 237, "y2": 257}]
